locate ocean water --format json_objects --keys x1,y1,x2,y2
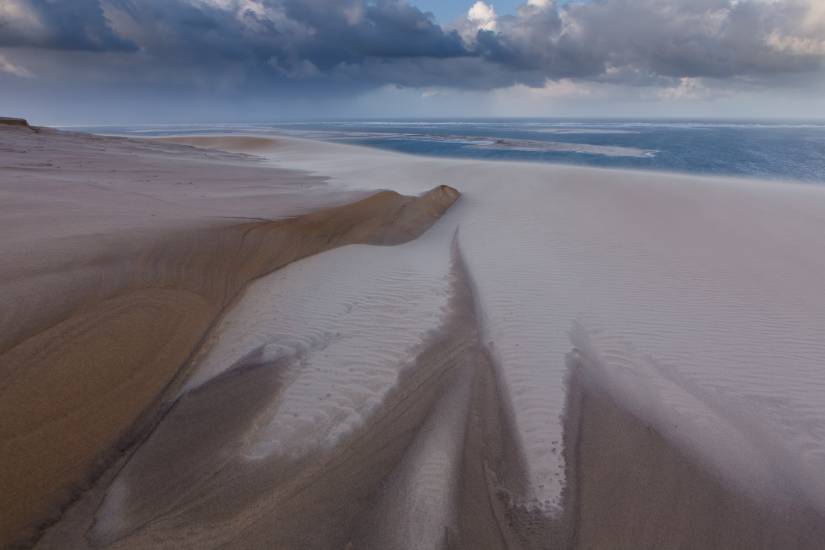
[{"x1": 73, "y1": 119, "x2": 825, "y2": 183}]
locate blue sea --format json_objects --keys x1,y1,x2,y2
[{"x1": 72, "y1": 119, "x2": 825, "y2": 183}]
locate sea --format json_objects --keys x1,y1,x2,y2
[{"x1": 71, "y1": 119, "x2": 825, "y2": 184}]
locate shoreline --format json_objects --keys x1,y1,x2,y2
[{"x1": 154, "y1": 132, "x2": 825, "y2": 190}]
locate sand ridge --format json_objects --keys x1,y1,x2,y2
[{"x1": 0, "y1": 126, "x2": 459, "y2": 548}]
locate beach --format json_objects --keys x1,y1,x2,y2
[{"x1": 3, "y1": 124, "x2": 825, "y2": 549}]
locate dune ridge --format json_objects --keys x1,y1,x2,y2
[{"x1": 0, "y1": 126, "x2": 459, "y2": 548}]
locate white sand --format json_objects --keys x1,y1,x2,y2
[
  {"x1": 180, "y1": 217, "x2": 457, "y2": 458},
  {"x1": 247, "y1": 135, "x2": 825, "y2": 516}
]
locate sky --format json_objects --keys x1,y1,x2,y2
[
  {"x1": 1, "y1": 0, "x2": 824, "y2": 124},
  {"x1": 411, "y1": 0, "x2": 576, "y2": 23},
  {"x1": 412, "y1": 0, "x2": 529, "y2": 22}
]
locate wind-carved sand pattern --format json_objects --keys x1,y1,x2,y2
[
  {"x1": 25, "y1": 132, "x2": 825, "y2": 549},
  {"x1": 180, "y1": 224, "x2": 456, "y2": 461},
  {"x1": 0, "y1": 126, "x2": 463, "y2": 548},
  {"x1": 258, "y1": 135, "x2": 825, "y2": 547},
  {"x1": 41, "y1": 232, "x2": 556, "y2": 549}
]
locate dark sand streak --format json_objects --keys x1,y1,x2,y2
[{"x1": 565, "y1": 351, "x2": 825, "y2": 550}]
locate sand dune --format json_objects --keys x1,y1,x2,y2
[
  {"x1": 172, "y1": 134, "x2": 825, "y2": 547},
  {"x1": 0, "y1": 126, "x2": 458, "y2": 548},
  {"x1": 7, "y1": 128, "x2": 825, "y2": 548}
]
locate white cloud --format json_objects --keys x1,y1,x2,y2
[
  {"x1": 0, "y1": 53, "x2": 33, "y2": 78},
  {"x1": 658, "y1": 77, "x2": 708, "y2": 100},
  {"x1": 467, "y1": 1, "x2": 497, "y2": 31}
]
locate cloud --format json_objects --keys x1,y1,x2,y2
[
  {"x1": 658, "y1": 77, "x2": 710, "y2": 100},
  {"x1": 0, "y1": 0, "x2": 823, "y2": 98},
  {"x1": 480, "y1": 0, "x2": 825, "y2": 84},
  {"x1": 0, "y1": 52, "x2": 32, "y2": 77},
  {"x1": 0, "y1": 0, "x2": 135, "y2": 50},
  {"x1": 465, "y1": 2, "x2": 497, "y2": 36}
]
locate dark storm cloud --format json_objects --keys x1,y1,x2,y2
[
  {"x1": 0, "y1": 0, "x2": 135, "y2": 51},
  {"x1": 1, "y1": 0, "x2": 823, "y2": 92}
]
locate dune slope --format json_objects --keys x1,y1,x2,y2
[{"x1": 0, "y1": 126, "x2": 458, "y2": 548}]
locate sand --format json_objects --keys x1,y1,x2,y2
[
  {"x1": 0, "y1": 125, "x2": 458, "y2": 548},
  {"x1": 565, "y1": 357, "x2": 825, "y2": 549},
  {"x1": 6, "y1": 126, "x2": 825, "y2": 549},
  {"x1": 36, "y1": 238, "x2": 544, "y2": 549},
  {"x1": 0, "y1": 117, "x2": 32, "y2": 129},
  {"x1": 151, "y1": 134, "x2": 825, "y2": 548}
]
